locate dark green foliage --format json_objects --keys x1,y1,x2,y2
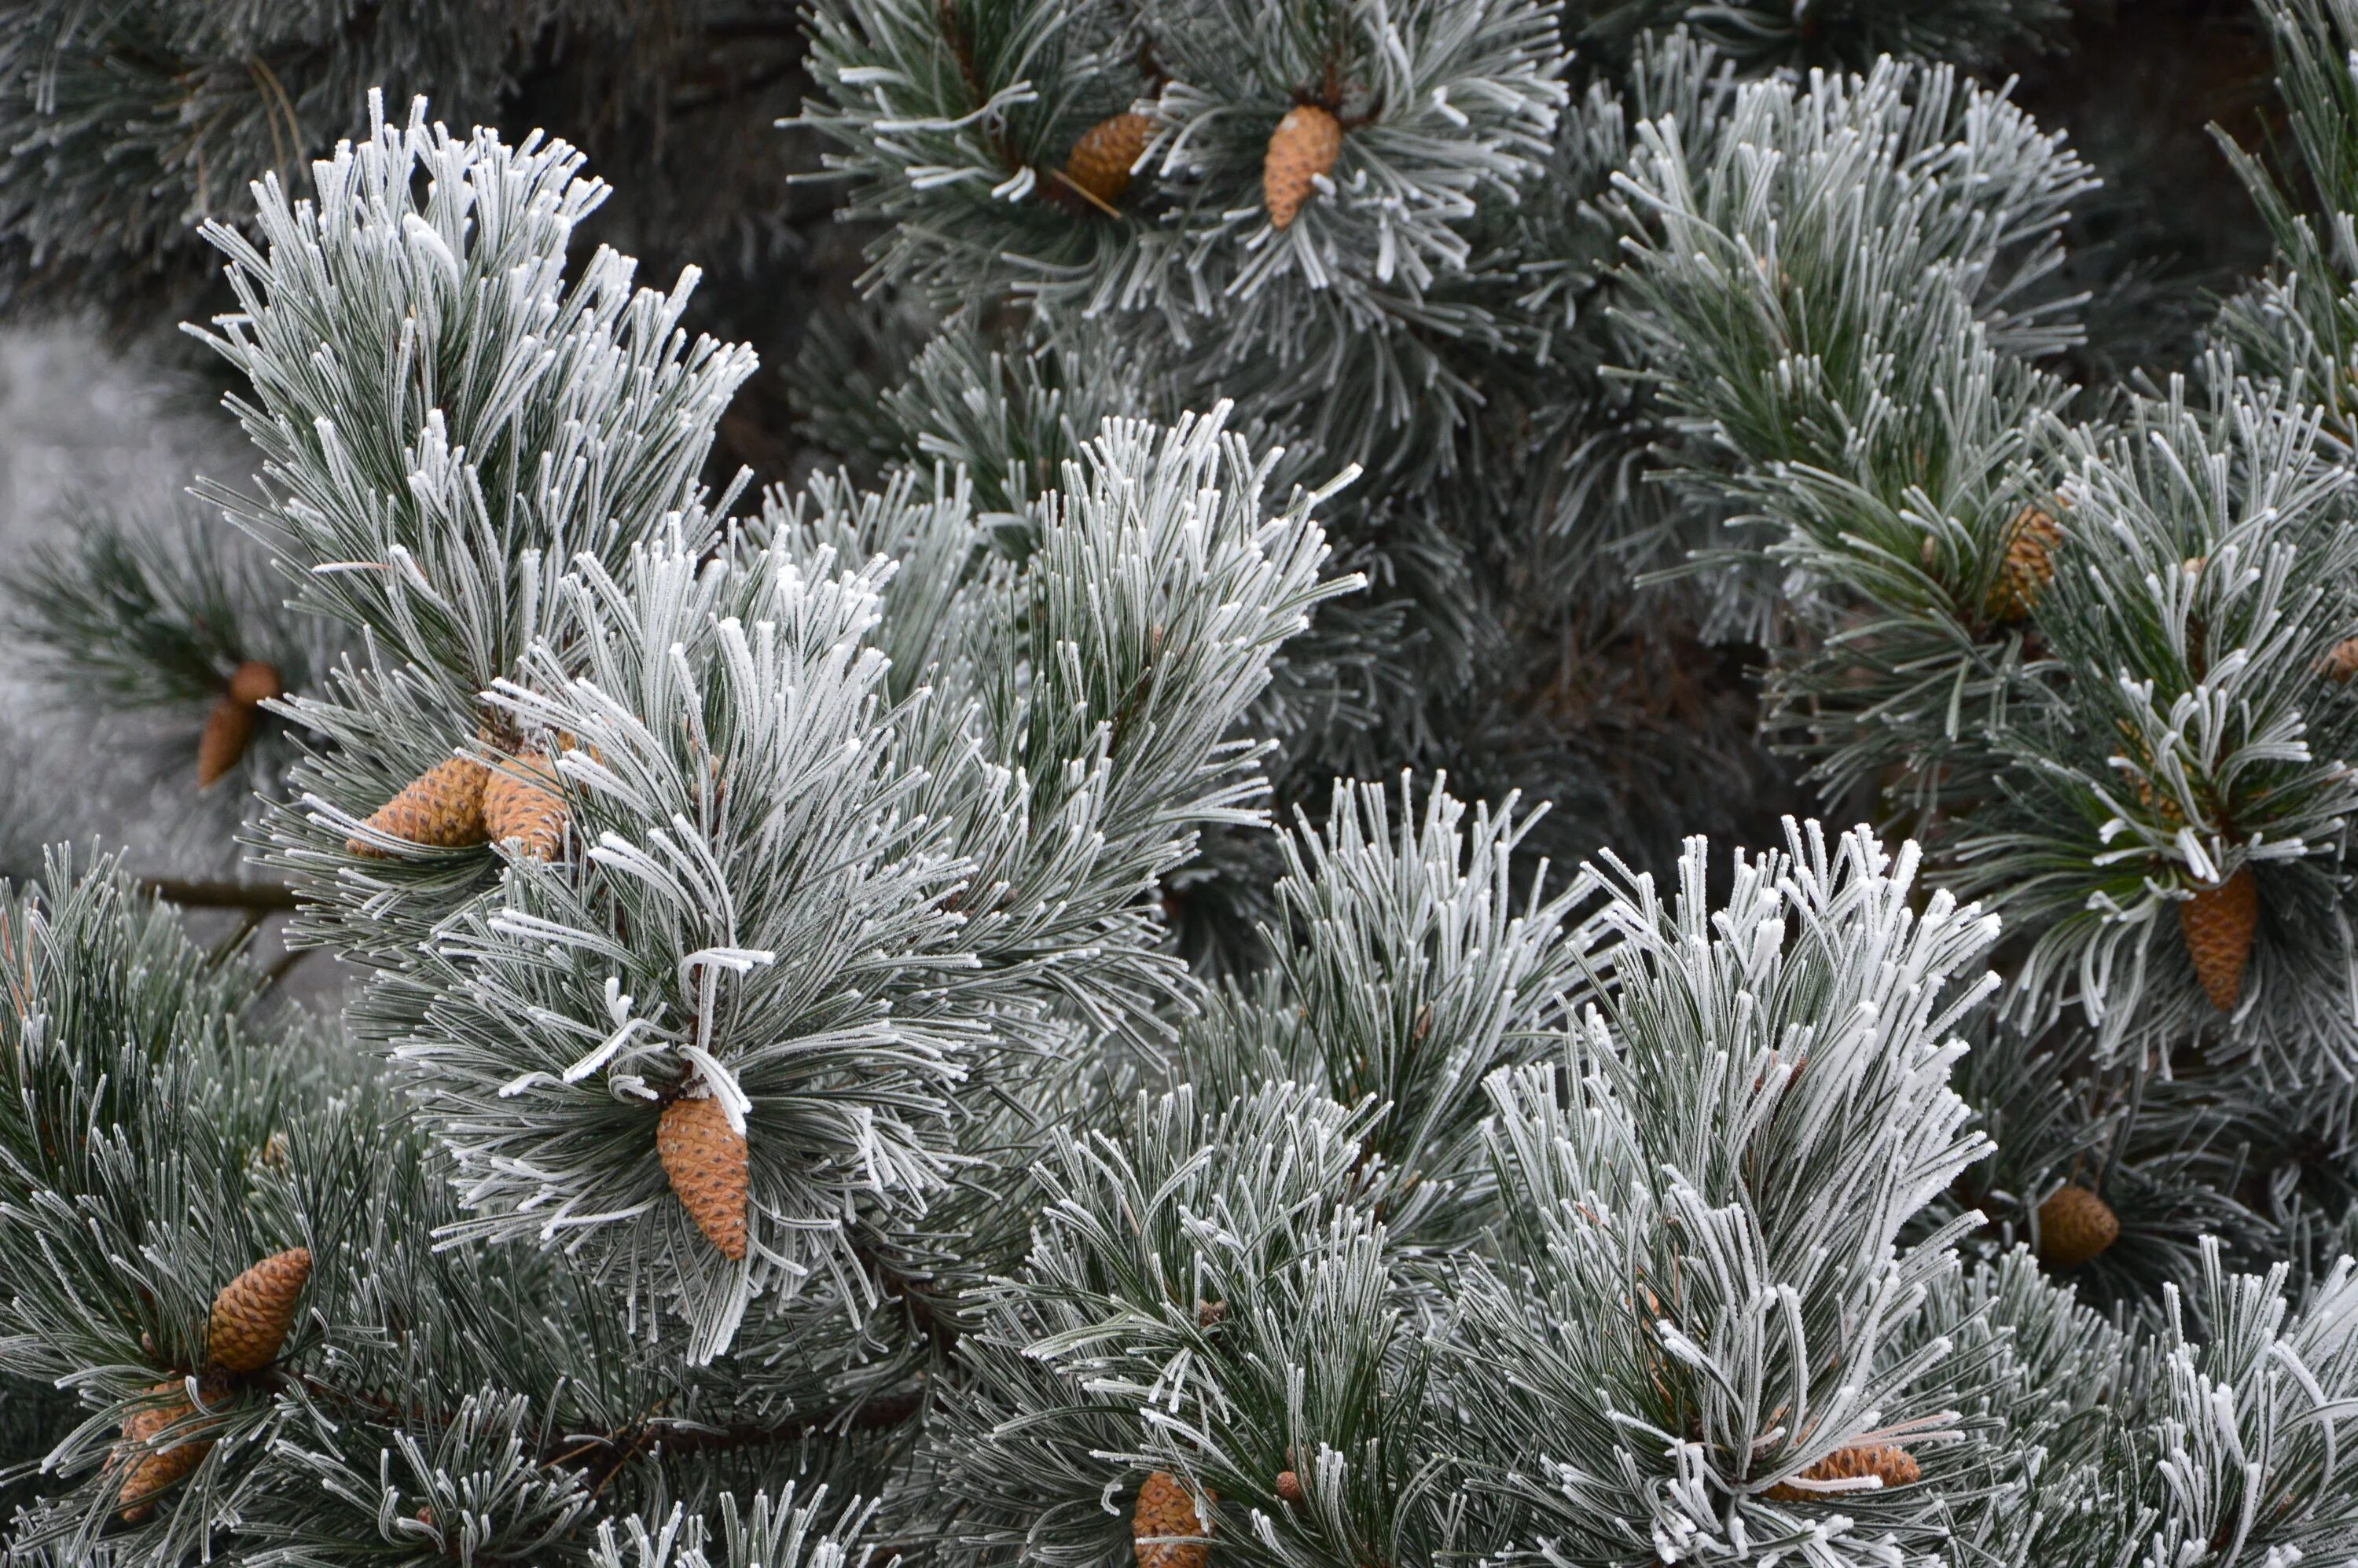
[{"x1": 14, "y1": 2, "x2": 2358, "y2": 1563}]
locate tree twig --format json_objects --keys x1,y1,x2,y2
[{"x1": 139, "y1": 876, "x2": 299, "y2": 911}]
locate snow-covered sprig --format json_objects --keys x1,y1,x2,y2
[
  {"x1": 1455, "y1": 821, "x2": 2000, "y2": 1559},
  {"x1": 401, "y1": 529, "x2": 970, "y2": 1361},
  {"x1": 1572, "y1": 0, "x2": 2068, "y2": 72},
  {"x1": 2131, "y1": 1243, "x2": 2358, "y2": 1565},
  {"x1": 914, "y1": 1082, "x2": 1452, "y2": 1568},
  {"x1": 1949, "y1": 378, "x2": 2358, "y2": 1069},
  {"x1": 1184, "y1": 774, "x2": 1596, "y2": 1235},
  {"x1": 2211, "y1": 0, "x2": 2358, "y2": 448},
  {"x1": 193, "y1": 92, "x2": 757, "y2": 715},
  {"x1": 1608, "y1": 53, "x2": 2092, "y2": 795},
  {"x1": 387, "y1": 407, "x2": 1351, "y2": 1359}
]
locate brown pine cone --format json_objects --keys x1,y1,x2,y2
[
  {"x1": 2321, "y1": 637, "x2": 2358, "y2": 683},
  {"x1": 1133, "y1": 1470, "x2": 1214, "y2": 1568},
  {"x1": 2180, "y1": 864, "x2": 2259, "y2": 1012},
  {"x1": 1274, "y1": 1467, "x2": 1302, "y2": 1504},
  {"x1": 347, "y1": 756, "x2": 490, "y2": 856},
  {"x1": 1063, "y1": 112, "x2": 1154, "y2": 207},
  {"x1": 482, "y1": 754, "x2": 566, "y2": 860},
  {"x1": 226, "y1": 660, "x2": 284, "y2": 705},
  {"x1": 1264, "y1": 104, "x2": 1342, "y2": 229},
  {"x1": 208, "y1": 1247, "x2": 311, "y2": 1373},
  {"x1": 1985, "y1": 504, "x2": 2062, "y2": 622},
  {"x1": 2113, "y1": 752, "x2": 2185, "y2": 829},
  {"x1": 657, "y1": 1095, "x2": 749, "y2": 1260},
  {"x1": 113, "y1": 1381, "x2": 220, "y2": 1522},
  {"x1": 196, "y1": 696, "x2": 258, "y2": 790},
  {"x1": 1763, "y1": 1443, "x2": 1920, "y2": 1503},
  {"x1": 2037, "y1": 1184, "x2": 2121, "y2": 1269},
  {"x1": 115, "y1": 1383, "x2": 189, "y2": 1452}
]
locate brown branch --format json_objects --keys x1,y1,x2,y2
[
  {"x1": 139, "y1": 876, "x2": 300, "y2": 911},
  {"x1": 567, "y1": 1389, "x2": 929, "y2": 1495},
  {"x1": 259, "y1": 946, "x2": 315, "y2": 993},
  {"x1": 269, "y1": 1368, "x2": 926, "y2": 1478}
]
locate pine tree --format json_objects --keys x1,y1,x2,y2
[{"x1": 10, "y1": 1, "x2": 2358, "y2": 1562}]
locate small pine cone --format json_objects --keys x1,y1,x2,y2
[
  {"x1": 1195, "y1": 1298, "x2": 1226, "y2": 1327},
  {"x1": 226, "y1": 659, "x2": 284, "y2": 706},
  {"x1": 1274, "y1": 1468, "x2": 1303, "y2": 1504},
  {"x1": 2114, "y1": 756, "x2": 2183, "y2": 828},
  {"x1": 2323, "y1": 637, "x2": 2358, "y2": 683},
  {"x1": 1263, "y1": 104, "x2": 1342, "y2": 230},
  {"x1": 657, "y1": 1095, "x2": 749, "y2": 1260},
  {"x1": 196, "y1": 696, "x2": 258, "y2": 790},
  {"x1": 1133, "y1": 1470, "x2": 1214, "y2": 1568},
  {"x1": 2036, "y1": 1184, "x2": 2121, "y2": 1269},
  {"x1": 116, "y1": 1383, "x2": 190, "y2": 1452},
  {"x1": 1763, "y1": 1443, "x2": 1920, "y2": 1503},
  {"x1": 207, "y1": 1247, "x2": 312, "y2": 1374},
  {"x1": 482, "y1": 754, "x2": 566, "y2": 860},
  {"x1": 1063, "y1": 112, "x2": 1154, "y2": 207},
  {"x1": 347, "y1": 756, "x2": 490, "y2": 857},
  {"x1": 1984, "y1": 504, "x2": 2063, "y2": 622},
  {"x1": 2180, "y1": 864, "x2": 2259, "y2": 1012},
  {"x1": 115, "y1": 1383, "x2": 215, "y2": 1522}
]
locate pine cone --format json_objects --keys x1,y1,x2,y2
[
  {"x1": 2113, "y1": 749, "x2": 2184, "y2": 828},
  {"x1": 1984, "y1": 504, "x2": 2062, "y2": 622},
  {"x1": 115, "y1": 1383, "x2": 189, "y2": 1451},
  {"x1": 347, "y1": 756, "x2": 490, "y2": 857},
  {"x1": 1064, "y1": 112, "x2": 1154, "y2": 207},
  {"x1": 196, "y1": 696, "x2": 258, "y2": 790},
  {"x1": 196, "y1": 660, "x2": 286, "y2": 790},
  {"x1": 226, "y1": 659, "x2": 284, "y2": 705},
  {"x1": 1763, "y1": 1443, "x2": 1920, "y2": 1503},
  {"x1": 207, "y1": 1247, "x2": 311, "y2": 1373},
  {"x1": 2323, "y1": 637, "x2": 2358, "y2": 683},
  {"x1": 1274, "y1": 1467, "x2": 1303, "y2": 1504},
  {"x1": 114, "y1": 1382, "x2": 219, "y2": 1522},
  {"x1": 2180, "y1": 864, "x2": 2259, "y2": 1012},
  {"x1": 1263, "y1": 104, "x2": 1342, "y2": 229},
  {"x1": 482, "y1": 754, "x2": 566, "y2": 860},
  {"x1": 1133, "y1": 1470, "x2": 1214, "y2": 1568},
  {"x1": 657, "y1": 1095, "x2": 749, "y2": 1260},
  {"x1": 2036, "y1": 1184, "x2": 2120, "y2": 1269}
]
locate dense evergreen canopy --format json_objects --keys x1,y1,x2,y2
[{"x1": 7, "y1": 2, "x2": 2358, "y2": 1564}]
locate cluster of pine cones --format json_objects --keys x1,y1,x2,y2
[
  {"x1": 1058, "y1": 100, "x2": 1344, "y2": 228},
  {"x1": 112, "y1": 1248, "x2": 310, "y2": 1521}
]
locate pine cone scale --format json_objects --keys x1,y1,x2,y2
[
  {"x1": 482, "y1": 754, "x2": 567, "y2": 859},
  {"x1": 1985, "y1": 505, "x2": 2062, "y2": 622},
  {"x1": 1133, "y1": 1470, "x2": 1214, "y2": 1568}
]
